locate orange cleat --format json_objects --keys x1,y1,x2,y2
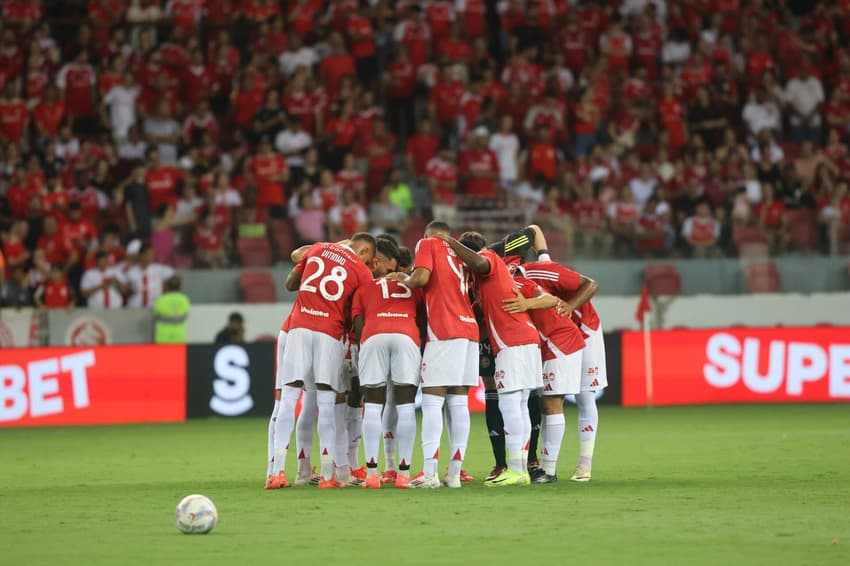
[
  {"x1": 318, "y1": 478, "x2": 346, "y2": 489},
  {"x1": 363, "y1": 475, "x2": 381, "y2": 489},
  {"x1": 350, "y1": 465, "x2": 368, "y2": 481},
  {"x1": 380, "y1": 469, "x2": 398, "y2": 484},
  {"x1": 264, "y1": 471, "x2": 291, "y2": 490},
  {"x1": 460, "y1": 469, "x2": 475, "y2": 483},
  {"x1": 394, "y1": 474, "x2": 413, "y2": 489}
]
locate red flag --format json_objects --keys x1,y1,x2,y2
[{"x1": 635, "y1": 282, "x2": 651, "y2": 324}]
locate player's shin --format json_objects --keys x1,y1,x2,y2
[
  {"x1": 334, "y1": 401, "x2": 350, "y2": 482},
  {"x1": 446, "y1": 393, "x2": 470, "y2": 480},
  {"x1": 541, "y1": 411, "x2": 566, "y2": 476},
  {"x1": 362, "y1": 402, "x2": 382, "y2": 477},
  {"x1": 272, "y1": 386, "x2": 300, "y2": 475},
  {"x1": 267, "y1": 398, "x2": 280, "y2": 477},
  {"x1": 420, "y1": 393, "x2": 445, "y2": 477},
  {"x1": 575, "y1": 391, "x2": 598, "y2": 470},
  {"x1": 498, "y1": 390, "x2": 525, "y2": 474},
  {"x1": 315, "y1": 389, "x2": 337, "y2": 481},
  {"x1": 520, "y1": 389, "x2": 532, "y2": 473},
  {"x1": 296, "y1": 390, "x2": 318, "y2": 479},
  {"x1": 346, "y1": 405, "x2": 362, "y2": 469},
  {"x1": 382, "y1": 385, "x2": 398, "y2": 471},
  {"x1": 527, "y1": 390, "x2": 542, "y2": 466},
  {"x1": 485, "y1": 389, "x2": 507, "y2": 468},
  {"x1": 395, "y1": 403, "x2": 416, "y2": 477}
]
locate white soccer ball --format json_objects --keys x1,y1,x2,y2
[{"x1": 175, "y1": 494, "x2": 218, "y2": 534}]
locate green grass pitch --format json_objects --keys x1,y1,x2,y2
[{"x1": 1, "y1": 405, "x2": 848, "y2": 565}]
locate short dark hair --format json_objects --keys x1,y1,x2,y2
[
  {"x1": 376, "y1": 237, "x2": 400, "y2": 263},
  {"x1": 351, "y1": 232, "x2": 377, "y2": 253},
  {"x1": 228, "y1": 312, "x2": 244, "y2": 323},
  {"x1": 460, "y1": 231, "x2": 486, "y2": 252},
  {"x1": 426, "y1": 220, "x2": 451, "y2": 235},
  {"x1": 376, "y1": 233, "x2": 398, "y2": 246},
  {"x1": 397, "y1": 246, "x2": 413, "y2": 269}
]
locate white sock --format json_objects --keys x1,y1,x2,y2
[
  {"x1": 520, "y1": 389, "x2": 531, "y2": 473},
  {"x1": 498, "y1": 390, "x2": 524, "y2": 474},
  {"x1": 334, "y1": 402, "x2": 350, "y2": 481},
  {"x1": 395, "y1": 403, "x2": 415, "y2": 477},
  {"x1": 271, "y1": 386, "x2": 300, "y2": 475},
  {"x1": 362, "y1": 402, "x2": 382, "y2": 473},
  {"x1": 541, "y1": 413, "x2": 565, "y2": 475},
  {"x1": 576, "y1": 391, "x2": 598, "y2": 469},
  {"x1": 346, "y1": 405, "x2": 362, "y2": 469},
  {"x1": 296, "y1": 390, "x2": 317, "y2": 478},
  {"x1": 421, "y1": 394, "x2": 444, "y2": 477},
  {"x1": 315, "y1": 390, "x2": 337, "y2": 481},
  {"x1": 382, "y1": 392, "x2": 398, "y2": 470},
  {"x1": 446, "y1": 394, "x2": 470, "y2": 478},
  {"x1": 267, "y1": 399, "x2": 280, "y2": 477}
]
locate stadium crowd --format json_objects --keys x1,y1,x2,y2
[{"x1": 2, "y1": 0, "x2": 850, "y2": 308}]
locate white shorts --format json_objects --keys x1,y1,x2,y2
[
  {"x1": 359, "y1": 333, "x2": 422, "y2": 387},
  {"x1": 494, "y1": 343, "x2": 543, "y2": 393},
  {"x1": 542, "y1": 349, "x2": 582, "y2": 396},
  {"x1": 274, "y1": 330, "x2": 287, "y2": 389},
  {"x1": 279, "y1": 328, "x2": 346, "y2": 392},
  {"x1": 581, "y1": 324, "x2": 608, "y2": 392},
  {"x1": 421, "y1": 338, "x2": 479, "y2": 388}
]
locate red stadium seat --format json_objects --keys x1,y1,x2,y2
[
  {"x1": 268, "y1": 219, "x2": 296, "y2": 260},
  {"x1": 239, "y1": 272, "x2": 277, "y2": 303},
  {"x1": 644, "y1": 264, "x2": 682, "y2": 296},
  {"x1": 237, "y1": 237, "x2": 273, "y2": 268},
  {"x1": 734, "y1": 225, "x2": 769, "y2": 258},
  {"x1": 743, "y1": 262, "x2": 782, "y2": 293}
]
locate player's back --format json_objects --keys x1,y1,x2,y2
[
  {"x1": 515, "y1": 276, "x2": 584, "y2": 358},
  {"x1": 289, "y1": 242, "x2": 372, "y2": 339},
  {"x1": 353, "y1": 278, "x2": 423, "y2": 346},
  {"x1": 474, "y1": 249, "x2": 539, "y2": 354},
  {"x1": 523, "y1": 260, "x2": 600, "y2": 331},
  {"x1": 413, "y1": 237, "x2": 478, "y2": 342}
]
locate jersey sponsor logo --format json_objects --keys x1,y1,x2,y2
[
  {"x1": 377, "y1": 312, "x2": 410, "y2": 318},
  {"x1": 300, "y1": 306, "x2": 330, "y2": 318},
  {"x1": 209, "y1": 345, "x2": 254, "y2": 416},
  {"x1": 459, "y1": 315, "x2": 476, "y2": 323}
]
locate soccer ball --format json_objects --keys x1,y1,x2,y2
[{"x1": 175, "y1": 494, "x2": 218, "y2": 534}]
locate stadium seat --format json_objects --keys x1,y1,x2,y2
[
  {"x1": 787, "y1": 209, "x2": 818, "y2": 252},
  {"x1": 743, "y1": 262, "x2": 782, "y2": 293},
  {"x1": 644, "y1": 264, "x2": 682, "y2": 296},
  {"x1": 239, "y1": 272, "x2": 277, "y2": 303},
  {"x1": 268, "y1": 219, "x2": 296, "y2": 260},
  {"x1": 237, "y1": 237, "x2": 273, "y2": 268},
  {"x1": 734, "y1": 225, "x2": 769, "y2": 258}
]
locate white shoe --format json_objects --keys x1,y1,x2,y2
[
  {"x1": 570, "y1": 465, "x2": 591, "y2": 482},
  {"x1": 442, "y1": 475, "x2": 461, "y2": 488},
  {"x1": 410, "y1": 472, "x2": 441, "y2": 489}
]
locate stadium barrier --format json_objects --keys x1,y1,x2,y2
[{"x1": 621, "y1": 327, "x2": 850, "y2": 406}]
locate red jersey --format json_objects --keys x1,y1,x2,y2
[
  {"x1": 62, "y1": 218, "x2": 98, "y2": 253},
  {"x1": 413, "y1": 237, "x2": 478, "y2": 342},
  {"x1": 0, "y1": 99, "x2": 27, "y2": 142},
  {"x1": 460, "y1": 149, "x2": 499, "y2": 197},
  {"x1": 394, "y1": 21, "x2": 431, "y2": 68},
  {"x1": 515, "y1": 277, "x2": 584, "y2": 360},
  {"x1": 429, "y1": 80, "x2": 465, "y2": 123},
  {"x1": 351, "y1": 278, "x2": 423, "y2": 346},
  {"x1": 290, "y1": 242, "x2": 374, "y2": 340},
  {"x1": 320, "y1": 53, "x2": 355, "y2": 95},
  {"x1": 472, "y1": 249, "x2": 539, "y2": 354},
  {"x1": 458, "y1": 0, "x2": 486, "y2": 37},
  {"x1": 38, "y1": 232, "x2": 73, "y2": 265},
  {"x1": 58, "y1": 64, "x2": 96, "y2": 118},
  {"x1": 42, "y1": 278, "x2": 71, "y2": 308},
  {"x1": 33, "y1": 100, "x2": 66, "y2": 137},
  {"x1": 145, "y1": 166, "x2": 182, "y2": 211},
  {"x1": 406, "y1": 133, "x2": 440, "y2": 175},
  {"x1": 523, "y1": 260, "x2": 600, "y2": 332},
  {"x1": 335, "y1": 169, "x2": 366, "y2": 196},
  {"x1": 250, "y1": 154, "x2": 288, "y2": 207},
  {"x1": 347, "y1": 14, "x2": 376, "y2": 59},
  {"x1": 756, "y1": 200, "x2": 786, "y2": 227},
  {"x1": 386, "y1": 60, "x2": 416, "y2": 99},
  {"x1": 426, "y1": 157, "x2": 458, "y2": 205},
  {"x1": 528, "y1": 142, "x2": 559, "y2": 182},
  {"x1": 684, "y1": 217, "x2": 720, "y2": 245}
]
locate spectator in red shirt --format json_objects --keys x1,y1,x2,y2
[
  {"x1": 2, "y1": 219, "x2": 31, "y2": 277},
  {"x1": 56, "y1": 49, "x2": 97, "y2": 130},
  {"x1": 324, "y1": 100, "x2": 358, "y2": 170},
  {"x1": 682, "y1": 201, "x2": 722, "y2": 258},
  {"x1": 428, "y1": 66, "x2": 465, "y2": 146},
  {"x1": 364, "y1": 118, "x2": 397, "y2": 198},
  {"x1": 405, "y1": 118, "x2": 440, "y2": 181},
  {"x1": 62, "y1": 201, "x2": 98, "y2": 260},
  {"x1": 347, "y1": 5, "x2": 378, "y2": 87},
  {"x1": 38, "y1": 215, "x2": 78, "y2": 271},
  {"x1": 394, "y1": 5, "x2": 431, "y2": 70},
  {"x1": 250, "y1": 137, "x2": 289, "y2": 221},
  {"x1": 145, "y1": 147, "x2": 183, "y2": 211},
  {"x1": 755, "y1": 183, "x2": 789, "y2": 254},
  {"x1": 0, "y1": 83, "x2": 28, "y2": 145},
  {"x1": 385, "y1": 46, "x2": 417, "y2": 138},
  {"x1": 524, "y1": 127, "x2": 561, "y2": 184},
  {"x1": 460, "y1": 126, "x2": 500, "y2": 199},
  {"x1": 193, "y1": 210, "x2": 227, "y2": 268},
  {"x1": 32, "y1": 85, "x2": 66, "y2": 141},
  {"x1": 320, "y1": 33, "x2": 356, "y2": 97},
  {"x1": 35, "y1": 263, "x2": 73, "y2": 309},
  {"x1": 327, "y1": 188, "x2": 368, "y2": 241}
]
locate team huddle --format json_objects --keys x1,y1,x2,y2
[{"x1": 265, "y1": 222, "x2": 606, "y2": 489}]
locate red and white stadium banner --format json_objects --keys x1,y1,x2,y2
[
  {"x1": 0, "y1": 346, "x2": 186, "y2": 427},
  {"x1": 622, "y1": 327, "x2": 850, "y2": 406}
]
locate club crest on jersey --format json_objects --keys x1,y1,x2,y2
[{"x1": 587, "y1": 366, "x2": 599, "y2": 376}]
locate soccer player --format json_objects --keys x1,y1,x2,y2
[
  {"x1": 503, "y1": 268, "x2": 586, "y2": 483},
  {"x1": 522, "y1": 252, "x2": 602, "y2": 482},
  {"x1": 387, "y1": 222, "x2": 478, "y2": 489},
  {"x1": 352, "y1": 243, "x2": 422, "y2": 489},
  {"x1": 437, "y1": 231, "x2": 543, "y2": 487},
  {"x1": 266, "y1": 233, "x2": 376, "y2": 489}
]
